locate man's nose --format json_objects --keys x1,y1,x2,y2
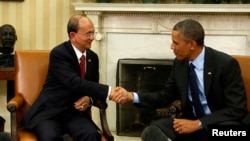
[{"x1": 170, "y1": 44, "x2": 174, "y2": 50}]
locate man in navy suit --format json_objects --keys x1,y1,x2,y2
[
  {"x1": 22, "y1": 14, "x2": 119, "y2": 141},
  {"x1": 111, "y1": 19, "x2": 248, "y2": 141}
]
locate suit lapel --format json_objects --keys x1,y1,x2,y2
[
  {"x1": 203, "y1": 47, "x2": 214, "y2": 96},
  {"x1": 182, "y1": 62, "x2": 189, "y2": 106},
  {"x1": 85, "y1": 50, "x2": 92, "y2": 78},
  {"x1": 65, "y1": 41, "x2": 82, "y2": 75},
  {"x1": 176, "y1": 60, "x2": 189, "y2": 105}
]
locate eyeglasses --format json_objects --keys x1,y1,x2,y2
[{"x1": 77, "y1": 32, "x2": 96, "y2": 38}]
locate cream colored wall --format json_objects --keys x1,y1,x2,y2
[
  {"x1": 0, "y1": 0, "x2": 89, "y2": 132},
  {"x1": 0, "y1": 0, "x2": 83, "y2": 51}
]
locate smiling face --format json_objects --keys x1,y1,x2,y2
[
  {"x1": 69, "y1": 16, "x2": 95, "y2": 53},
  {"x1": 0, "y1": 24, "x2": 17, "y2": 54}
]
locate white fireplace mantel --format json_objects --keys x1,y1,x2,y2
[
  {"x1": 73, "y1": 3, "x2": 250, "y2": 13},
  {"x1": 72, "y1": 3, "x2": 250, "y2": 56}
]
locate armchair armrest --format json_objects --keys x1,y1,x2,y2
[
  {"x1": 168, "y1": 100, "x2": 182, "y2": 118},
  {"x1": 95, "y1": 100, "x2": 114, "y2": 141},
  {"x1": 7, "y1": 94, "x2": 24, "y2": 112},
  {"x1": 6, "y1": 94, "x2": 25, "y2": 141}
]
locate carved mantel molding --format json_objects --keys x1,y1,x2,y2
[
  {"x1": 72, "y1": 3, "x2": 250, "y2": 52},
  {"x1": 73, "y1": 3, "x2": 250, "y2": 15}
]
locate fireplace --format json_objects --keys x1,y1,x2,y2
[{"x1": 116, "y1": 58, "x2": 173, "y2": 137}]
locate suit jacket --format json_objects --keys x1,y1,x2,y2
[
  {"x1": 138, "y1": 47, "x2": 247, "y2": 127},
  {"x1": 22, "y1": 41, "x2": 109, "y2": 129}
]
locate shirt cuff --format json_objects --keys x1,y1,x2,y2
[
  {"x1": 88, "y1": 97, "x2": 93, "y2": 107},
  {"x1": 107, "y1": 86, "x2": 111, "y2": 100},
  {"x1": 133, "y1": 92, "x2": 140, "y2": 103}
]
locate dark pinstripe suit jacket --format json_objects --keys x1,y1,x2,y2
[{"x1": 22, "y1": 40, "x2": 109, "y2": 129}]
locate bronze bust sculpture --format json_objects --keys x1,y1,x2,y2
[
  {"x1": 0, "y1": 24, "x2": 17, "y2": 67},
  {"x1": 0, "y1": 24, "x2": 17, "y2": 54}
]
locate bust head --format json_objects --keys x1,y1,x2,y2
[{"x1": 0, "y1": 24, "x2": 17, "y2": 54}]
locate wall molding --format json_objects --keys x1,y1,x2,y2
[{"x1": 73, "y1": 3, "x2": 250, "y2": 15}]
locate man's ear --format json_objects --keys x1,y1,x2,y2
[
  {"x1": 69, "y1": 32, "x2": 77, "y2": 38},
  {"x1": 190, "y1": 40, "x2": 197, "y2": 47}
]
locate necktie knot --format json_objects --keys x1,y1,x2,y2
[
  {"x1": 190, "y1": 63, "x2": 195, "y2": 70},
  {"x1": 80, "y1": 55, "x2": 85, "y2": 62}
]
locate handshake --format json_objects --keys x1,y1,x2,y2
[{"x1": 109, "y1": 87, "x2": 134, "y2": 104}]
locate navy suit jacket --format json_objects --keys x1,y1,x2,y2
[
  {"x1": 138, "y1": 47, "x2": 247, "y2": 127},
  {"x1": 22, "y1": 41, "x2": 109, "y2": 129}
]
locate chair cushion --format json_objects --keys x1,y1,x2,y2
[{"x1": 18, "y1": 128, "x2": 37, "y2": 141}]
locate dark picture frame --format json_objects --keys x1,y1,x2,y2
[{"x1": 0, "y1": 0, "x2": 24, "y2": 1}]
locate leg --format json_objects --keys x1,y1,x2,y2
[
  {"x1": 173, "y1": 130, "x2": 204, "y2": 141},
  {"x1": 141, "y1": 126, "x2": 169, "y2": 141},
  {"x1": 143, "y1": 118, "x2": 207, "y2": 141},
  {"x1": 65, "y1": 114, "x2": 101, "y2": 141},
  {"x1": 141, "y1": 118, "x2": 175, "y2": 141},
  {"x1": 33, "y1": 119, "x2": 64, "y2": 141}
]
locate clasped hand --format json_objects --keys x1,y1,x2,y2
[
  {"x1": 74, "y1": 96, "x2": 90, "y2": 111},
  {"x1": 173, "y1": 118, "x2": 202, "y2": 134},
  {"x1": 74, "y1": 87, "x2": 133, "y2": 111},
  {"x1": 109, "y1": 87, "x2": 133, "y2": 104}
]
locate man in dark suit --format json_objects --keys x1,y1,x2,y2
[
  {"x1": 111, "y1": 19, "x2": 248, "y2": 141},
  {"x1": 22, "y1": 14, "x2": 118, "y2": 141}
]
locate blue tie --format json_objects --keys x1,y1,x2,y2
[{"x1": 189, "y1": 63, "x2": 205, "y2": 118}]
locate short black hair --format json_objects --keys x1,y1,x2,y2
[{"x1": 173, "y1": 19, "x2": 204, "y2": 46}]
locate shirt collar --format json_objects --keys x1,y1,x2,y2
[
  {"x1": 72, "y1": 44, "x2": 86, "y2": 62},
  {"x1": 190, "y1": 47, "x2": 205, "y2": 70}
]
